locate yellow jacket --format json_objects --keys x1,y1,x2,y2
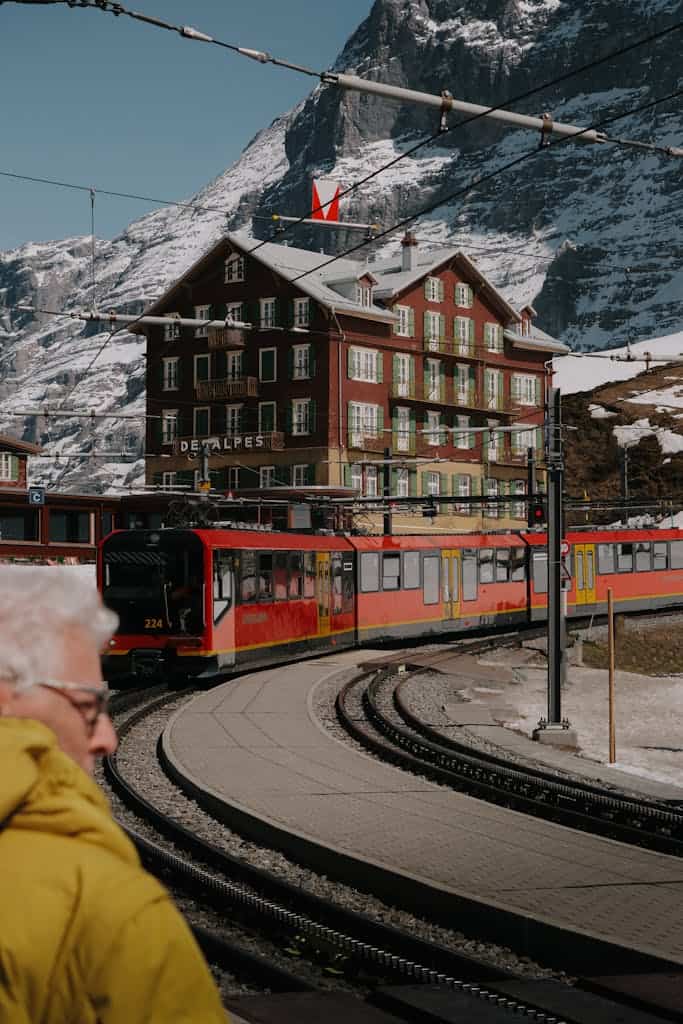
[{"x1": 0, "y1": 718, "x2": 227, "y2": 1023}]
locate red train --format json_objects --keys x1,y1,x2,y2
[{"x1": 98, "y1": 525, "x2": 683, "y2": 684}]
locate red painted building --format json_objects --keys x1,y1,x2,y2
[
  {"x1": 0, "y1": 434, "x2": 41, "y2": 491},
  {"x1": 139, "y1": 231, "x2": 568, "y2": 530}
]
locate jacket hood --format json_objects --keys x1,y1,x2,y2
[{"x1": 0, "y1": 717, "x2": 138, "y2": 866}]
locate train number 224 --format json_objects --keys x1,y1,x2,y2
[{"x1": 144, "y1": 617, "x2": 163, "y2": 629}]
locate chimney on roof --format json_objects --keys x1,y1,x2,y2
[{"x1": 401, "y1": 230, "x2": 418, "y2": 272}]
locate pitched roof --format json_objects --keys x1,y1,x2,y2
[
  {"x1": 504, "y1": 325, "x2": 570, "y2": 355},
  {"x1": 140, "y1": 231, "x2": 395, "y2": 326},
  {"x1": 369, "y1": 248, "x2": 522, "y2": 324},
  {"x1": 0, "y1": 434, "x2": 43, "y2": 455}
]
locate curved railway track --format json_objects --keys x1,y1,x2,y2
[{"x1": 335, "y1": 663, "x2": 683, "y2": 857}]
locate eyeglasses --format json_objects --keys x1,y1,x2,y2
[{"x1": 38, "y1": 681, "x2": 111, "y2": 733}]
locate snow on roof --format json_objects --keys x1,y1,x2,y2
[{"x1": 504, "y1": 325, "x2": 569, "y2": 355}]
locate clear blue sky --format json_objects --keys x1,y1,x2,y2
[{"x1": 0, "y1": 0, "x2": 374, "y2": 250}]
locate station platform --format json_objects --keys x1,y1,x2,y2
[{"x1": 161, "y1": 651, "x2": 683, "y2": 974}]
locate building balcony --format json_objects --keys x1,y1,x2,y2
[
  {"x1": 490, "y1": 448, "x2": 543, "y2": 467},
  {"x1": 195, "y1": 376, "x2": 258, "y2": 400},
  {"x1": 171, "y1": 430, "x2": 284, "y2": 455},
  {"x1": 390, "y1": 386, "x2": 521, "y2": 417},
  {"x1": 391, "y1": 431, "x2": 451, "y2": 457},
  {"x1": 423, "y1": 337, "x2": 481, "y2": 359},
  {"x1": 207, "y1": 325, "x2": 247, "y2": 350},
  {"x1": 347, "y1": 431, "x2": 386, "y2": 453}
]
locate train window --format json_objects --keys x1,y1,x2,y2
[
  {"x1": 597, "y1": 544, "x2": 615, "y2": 574},
  {"x1": 653, "y1": 542, "x2": 668, "y2": 571},
  {"x1": 258, "y1": 553, "x2": 273, "y2": 600},
  {"x1": 342, "y1": 557, "x2": 355, "y2": 614},
  {"x1": 101, "y1": 511, "x2": 115, "y2": 538},
  {"x1": 50, "y1": 510, "x2": 91, "y2": 544},
  {"x1": 331, "y1": 553, "x2": 344, "y2": 614},
  {"x1": 289, "y1": 552, "x2": 303, "y2": 598},
  {"x1": 617, "y1": 543, "x2": 633, "y2": 572},
  {"x1": 495, "y1": 549, "x2": 510, "y2": 582},
  {"x1": 479, "y1": 548, "x2": 494, "y2": 584},
  {"x1": 533, "y1": 550, "x2": 548, "y2": 593},
  {"x1": 403, "y1": 551, "x2": 420, "y2": 589},
  {"x1": 462, "y1": 551, "x2": 478, "y2": 601},
  {"x1": 382, "y1": 553, "x2": 401, "y2": 590},
  {"x1": 635, "y1": 542, "x2": 651, "y2": 572},
  {"x1": 670, "y1": 540, "x2": 683, "y2": 569},
  {"x1": 241, "y1": 551, "x2": 258, "y2": 603},
  {"x1": 423, "y1": 555, "x2": 440, "y2": 604},
  {"x1": 510, "y1": 549, "x2": 526, "y2": 582},
  {"x1": 273, "y1": 552, "x2": 288, "y2": 599},
  {"x1": 213, "y1": 552, "x2": 233, "y2": 622},
  {"x1": 361, "y1": 552, "x2": 379, "y2": 592},
  {"x1": 303, "y1": 552, "x2": 316, "y2": 597}
]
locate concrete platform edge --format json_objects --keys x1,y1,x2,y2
[{"x1": 160, "y1": 683, "x2": 683, "y2": 976}]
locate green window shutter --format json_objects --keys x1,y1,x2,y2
[
  {"x1": 438, "y1": 278, "x2": 445, "y2": 302},
  {"x1": 424, "y1": 280, "x2": 430, "y2": 299},
  {"x1": 409, "y1": 469, "x2": 418, "y2": 496},
  {"x1": 347, "y1": 348, "x2": 353, "y2": 378},
  {"x1": 439, "y1": 362, "x2": 446, "y2": 400},
  {"x1": 392, "y1": 408, "x2": 398, "y2": 434},
  {"x1": 439, "y1": 472, "x2": 449, "y2": 495},
  {"x1": 343, "y1": 464, "x2": 352, "y2": 487},
  {"x1": 409, "y1": 410, "x2": 416, "y2": 446},
  {"x1": 408, "y1": 356, "x2": 415, "y2": 393},
  {"x1": 287, "y1": 349, "x2": 294, "y2": 379},
  {"x1": 535, "y1": 376, "x2": 543, "y2": 405},
  {"x1": 391, "y1": 467, "x2": 399, "y2": 493},
  {"x1": 376, "y1": 406, "x2": 384, "y2": 436},
  {"x1": 497, "y1": 373, "x2": 504, "y2": 405},
  {"x1": 471, "y1": 476, "x2": 480, "y2": 496},
  {"x1": 439, "y1": 313, "x2": 445, "y2": 341},
  {"x1": 309, "y1": 399, "x2": 317, "y2": 432},
  {"x1": 211, "y1": 303, "x2": 226, "y2": 320},
  {"x1": 468, "y1": 366, "x2": 476, "y2": 404},
  {"x1": 10, "y1": 455, "x2": 19, "y2": 481},
  {"x1": 423, "y1": 310, "x2": 430, "y2": 339},
  {"x1": 420, "y1": 471, "x2": 427, "y2": 496},
  {"x1": 376, "y1": 351, "x2": 384, "y2": 383},
  {"x1": 408, "y1": 307, "x2": 415, "y2": 337},
  {"x1": 152, "y1": 471, "x2": 162, "y2": 487},
  {"x1": 286, "y1": 402, "x2": 293, "y2": 434},
  {"x1": 287, "y1": 299, "x2": 294, "y2": 328},
  {"x1": 536, "y1": 427, "x2": 543, "y2": 455},
  {"x1": 309, "y1": 346, "x2": 317, "y2": 377},
  {"x1": 392, "y1": 353, "x2": 399, "y2": 386},
  {"x1": 273, "y1": 298, "x2": 281, "y2": 327}
]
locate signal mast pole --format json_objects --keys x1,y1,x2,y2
[{"x1": 534, "y1": 387, "x2": 578, "y2": 748}]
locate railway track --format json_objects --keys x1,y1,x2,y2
[
  {"x1": 104, "y1": 681, "x2": 681, "y2": 1023},
  {"x1": 335, "y1": 665, "x2": 683, "y2": 856}
]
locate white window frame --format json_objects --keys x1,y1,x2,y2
[
  {"x1": 425, "y1": 358, "x2": 441, "y2": 402},
  {"x1": 350, "y1": 463, "x2": 363, "y2": 492},
  {"x1": 162, "y1": 356, "x2": 179, "y2": 391},
  {"x1": 293, "y1": 297, "x2": 310, "y2": 327},
  {"x1": 454, "y1": 316, "x2": 474, "y2": 354},
  {"x1": 393, "y1": 353, "x2": 411, "y2": 397},
  {"x1": 163, "y1": 312, "x2": 181, "y2": 342},
  {"x1": 224, "y1": 253, "x2": 245, "y2": 283},
  {"x1": 455, "y1": 414, "x2": 472, "y2": 449},
  {"x1": 226, "y1": 351, "x2": 243, "y2": 379},
  {"x1": 260, "y1": 297, "x2": 277, "y2": 329},
  {"x1": 426, "y1": 410, "x2": 441, "y2": 446},
  {"x1": 395, "y1": 406, "x2": 411, "y2": 452},
  {"x1": 225, "y1": 404, "x2": 242, "y2": 437},
  {"x1": 193, "y1": 353, "x2": 211, "y2": 386},
  {"x1": 349, "y1": 402, "x2": 380, "y2": 447},
  {"x1": 455, "y1": 364, "x2": 471, "y2": 405},
  {"x1": 487, "y1": 420, "x2": 501, "y2": 463},
  {"x1": 484, "y1": 322, "x2": 504, "y2": 353},
  {"x1": 194, "y1": 305, "x2": 211, "y2": 339},
  {"x1": 259, "y1": 347, "x2": 277, "y2": 382},
  {"x1": 227, "y1": 467, "x2": 240, "y2": 491},
  {"x1": 455, "y1": 283, "x2": 473, "y2": 308},
  {"x1": 292, "y1": 343, "x2": 311, "y2": 380},
  {"x1": 259, "y1": 466, "x2": 275, "y2": 488},
  {"x1": 292, "y1": 398, "x2": 311, "y2": 436},
  {"x1": 161, "y1": 471, "x2": 177, "y2": 490},
  {"x1": 512, "y1": 480, "x2": 526, "y2": 519},
  {"x1": 396, "y1": 466, "x2": 409, "y2": 497},
  {"x1": 425, "y1": 277, "x2": 441, "y2": 302},
  {"x1": 455, "y1": 474, "x2": 471, "y2": 513},
  {"x1": 364, "y1": 465, "x2": 378, "y2": 497},
  {"x1": 424, "y1": 310, "x2": 442, "y2": 349},
  {"x1": 258, "y1": 401, "x2": 277, "y2": 433},
  {"x1": 226, "y1": 301, "x2": 243, "y2": 324},
  {"x1": 485, "y1": 368, "x2": 502, "y2": 410},
  {"x1": 349, "y1": 346, "x2": 380, "y2": 383},
  {"x1": 512, "y1": 424, "x2": 537, "y2": 455},
  {"x1": 292, "y1": 464, "x2": 308, "y2": 487},
  {"x1": 193, "y1": 406, "x2": 210, "y2": 437},
  {"x1": 395, "y1": 305, "x2": 412, "y2": 337},
  {"x1": 425, "y1": 471, "x2": 440, "y2": 496},
  {"x1": 0, "y1": 453, "x2": 17, "y2": 481},
  {"x1": 511, "y1": 373, "x2": 539, "y2": 406},
  {"x1": 356, "y1": 284, "x2": 372, "y2": 308},
  {"x1": 485, "y1": 477, "x2": 499, "y2": 518},
  {"x1": 161, "y1": 410, "x2": 179, "y2": 445}
]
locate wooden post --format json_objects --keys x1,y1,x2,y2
[{"x1": 607, "y1": 587, "x2": 616, "y2": 763}]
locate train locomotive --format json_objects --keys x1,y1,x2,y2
[{"x1": 98, "y1": 524, "x2": 683, "y2": 685}]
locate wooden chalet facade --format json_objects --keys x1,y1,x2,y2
[{"x1": 140, "y1": 230, "x2": 568, "y2": 531}]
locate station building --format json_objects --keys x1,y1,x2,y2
[{"x1": 140, "y1": 231, "x2": 567, "y2": 531}]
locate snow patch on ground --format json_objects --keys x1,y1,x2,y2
[{"x1": 553, "y1": 329, "x2": 683, "y2": 394}]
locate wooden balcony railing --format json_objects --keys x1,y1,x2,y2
[
  {"x1": 347, "y1": 431, "x2": 385, "y2": 453},
  {"x1": 207, "y1": 325, "x2": 247, "y2": 350},
  {"x1": 195, "y1": 377, "x2": 258, "y2": 400}
]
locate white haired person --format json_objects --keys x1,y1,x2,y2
[{"x1": 0, "y1": 567, "x2": 227, "y2": 1023}]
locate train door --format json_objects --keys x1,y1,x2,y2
[
  {"x1": 316, "y1": 552, "x2": 331, "y2": 636},
  {"x1": 441, "y1": 549, "x2": 461, "y2": 620},
  {"x1": 574, "y1": 543, "x2": 597, "y2": 605}
]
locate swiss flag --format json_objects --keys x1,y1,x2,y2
[{"x1": 311, "y1": 179, "x2": 340, "y2": 222}]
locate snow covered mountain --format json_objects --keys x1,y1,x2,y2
[{"x1": 1, "y1": 0, "x2": 681, "y2": 492}]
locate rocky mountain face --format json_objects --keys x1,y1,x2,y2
[{"x1": 1, "y1": 0, "x2": 681, "y2": 492}]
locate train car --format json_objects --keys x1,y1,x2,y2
[{"x1": 99, "y1": 524, "x2": 683, "y2": 685}]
